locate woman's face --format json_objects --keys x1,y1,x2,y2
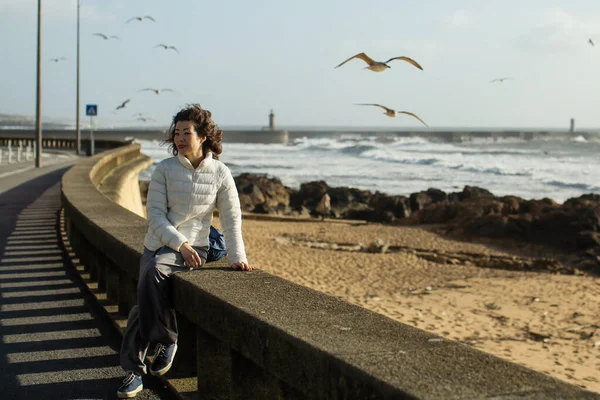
[{"x1": 174, "y1": 120, "x2": 205, "y2": 157}]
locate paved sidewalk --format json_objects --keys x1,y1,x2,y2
[
  {"x1": 0, "y1": 160, "x2": 171, "y2": 399},
  {"x1": 0, "y1": 150, "x2": 79, "y2": 180}
]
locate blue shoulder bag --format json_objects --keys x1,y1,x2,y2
[{"x1": 207, "y1": 226, "x2": 228, "y2": 262}]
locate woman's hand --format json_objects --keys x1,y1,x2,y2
[
  {"x1": 230, "y1": 261, "x2": 254, "y2": 271},
  {"x1": 180, "y1": 242, "x2": 202, "y2": 268}
]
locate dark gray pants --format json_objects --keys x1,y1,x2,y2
[{"x1": 120, "y1": 246, "x2": 208, "y2": 375}]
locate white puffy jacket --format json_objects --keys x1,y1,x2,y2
[{"x1": 143, "y1": 152, "x2": 247, "y2": 264}]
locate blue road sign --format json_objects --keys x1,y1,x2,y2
[{"x1": 86, "y1": 104, "x2": 98, "y2": 116}]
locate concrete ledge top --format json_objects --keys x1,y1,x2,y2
[{"x1": 172, "y1": 265, "x2": 597, "y2": 399}]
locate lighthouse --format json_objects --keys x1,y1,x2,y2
[{"x1": 269, "y1": 109, "x2": 275, "y2": 130}]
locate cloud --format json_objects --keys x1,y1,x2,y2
[{"x1": 516, "y1": 8, "x2": 600, "y2": 52}]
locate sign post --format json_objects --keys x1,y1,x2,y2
[{"x1": 86, "y1": 104, "x2": 97, "y2": 156}]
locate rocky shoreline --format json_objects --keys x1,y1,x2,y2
[{"x1": 140, "y1": 173, "x2": 600, "y2": 274}]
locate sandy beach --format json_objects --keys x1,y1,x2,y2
[{"x1": 213, "y1": 216, "x2": 600, "y2": 393}]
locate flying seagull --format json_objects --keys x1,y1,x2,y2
[
  {"x1": 335, "y1": 52, "x2": 423, "y2": 72},
  {"x1": 116, "y1": 99, "x2": 130, "y2": 110},
  {"x1": 93, "y1": 33, "x2": 120, "y2": 40},
  {"x1": 138, "y1": 88, "x2": 174, "y2": 95},
  {"x1": 355, "y1": 104, "x2": 428, "y2": 126},
  {"x1": 49, "y1": 57, "x2": 67, "y2": 62},
  {"x1": 154, "y1": 44, "x2": 179, "y2": 53},
  {"x1": 136, "y1": 117, "x2": 155, "y2": 122},
  {"x1": 126, "y1": 16, "x2": 156, "y2": 23},
  {"x1": 589, "y1": 38, "x2": 595, "y2": 47},
  {"x1": 491, "y1": 77, "x2": 512, "y2": 83}
]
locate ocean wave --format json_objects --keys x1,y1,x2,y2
[
  {"x1": 339, "y1": 144, "x2": 377, "y2": 155},
  {"x1": 449, "y1": 165, "x2": 533, "y2": 177},
  {"x1": 233, "y1": 164, "x2": 295, "y2": 170},
  {"x1": 544, "y1": 180, "x2": 599, "y2": 191}
]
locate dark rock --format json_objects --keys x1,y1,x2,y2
[
  {"x1": 329, "y1": 186, "x2": 373, "y2": 216},
  {"x1": 410, "y1": 196, "x2": 505, "y2": 225},
  {"x1": 289, "y1": 181, "x2": 329, "y2": 210},
  {"x1": 370, "y1": 194, "x2": 411, "y2": 219},
  {"x1": 531, "y1": 207, "x2": 600, "y2": 249},
  {"x1": 520, "y1": 198, "x2": 559, "y2": 214},
  {"x1": 465, "y1": 214, "x2": 509, "y2": 238},
  {"x1": 238, "y1": 194, "x2": 256, "y2": 212},
  {"x1": 500, "y1": 196, "x2": 523, "y2": 215},
  {"x1": 576, "y1": 231, "x2": 600, "y2": 250},
  {"x1": 563, "y1": 193, "x2": 600, "y2": 208},
  {"x1": 425, "y1": 188, "x2": 448, "y2": 203},
  {"x1": 344, "y1": 208, "x2": 395, "y2": 223},
  {"x1": 409, "y1": 191, "x2": 433, "y2": 211},
  {"x1": 456, "y1": 186, "x2": 494, "y2": 201},
  {"x1": 234, "y1": 173, "x2": 291, "y2": 212}
]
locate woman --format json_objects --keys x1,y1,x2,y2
[{"x1": 118, "y1": 104, "x2": 254, "y2": 398}]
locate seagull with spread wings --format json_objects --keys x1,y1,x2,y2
[
  {"x1": 116, "y1": 99, "x2": 130, "y2": 110},
  {"x1": 355, "y1": 104, "x2": 428, "y2": 126},
  {"x1": 154, "y1": 44, "x2": 179, "y2": 53},
  {"x1": 93, "y1": 33, "x2": 120, "y2": 40},
  {"x1": 138, "y1": 88, "x2": 174, "y2": 95},
  {"x1": 490, "y1": 77, "x2": 512, "y2": 83},
  {"x1": 136, "y1": 116, "x2": 155, "y2": 122},
  {"x1": 126, "y1": 16, "x2": 156, "y2": 23},
  {"x1": 335, "y1": 52, "x2": 423, "y2": 72},
  {"x1": 49, "y1": 57, "x2": 67, "y2": 63}
]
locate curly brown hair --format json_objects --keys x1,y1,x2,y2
[{"x1": 165, "y1": 104, "x2": 223, "y2": 159}]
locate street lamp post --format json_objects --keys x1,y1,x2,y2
[
  {"x1": 35, "y1": 0, "x2": 42, "y2": 168},
  {"x1": 76, "y1": 0, "x2": 81, "y2": 154}
]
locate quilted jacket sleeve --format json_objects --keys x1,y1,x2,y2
[
  {"x1": 216, "y1": 166, "x2": 248, "y2": 264},
  {"x1": 146, "y1": 162, "x2": 189, "y2": 251}
]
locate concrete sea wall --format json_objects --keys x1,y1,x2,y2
[{"x1": 57, "y1": 141, "x2": 599, "y2": 399}]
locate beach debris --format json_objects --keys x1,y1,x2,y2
[
  {"x1": 332, "y1": 324, "x2": 351, "y2": 331},
  {"x1": 484, "y1": 302, "x2": 501, "y2": 310},
  {"x1": 428, "y1": 338, "x2": 444, "y2": 342},
  {"x1": 443, "y1": 283, "x2": 470, "y2": 289},
  {"x1": 488, "y1": 313, "x2": 510, "y2": 325},
  {"x1": 355, "y1": 104, "x2": 428, "y2": 126},
  {"x1": 335, "y1": 52, "x2": 423, "y2": 72},
  {"x1": 526, "y1": 296, "x2": 541, "y2": 305},
  {"x1": 526, "y1": 330, "x2": 551, "y2": 343},
  {"x1": 364, "y1": 238, "x2": 390, "y2": 253}
]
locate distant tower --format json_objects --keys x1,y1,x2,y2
[
  {"x1": 569, "y1": 118, "x2": 575, "y2": 134},
  {"x1": 269, "y1": 109, "x2": 275, "y2": 130}
]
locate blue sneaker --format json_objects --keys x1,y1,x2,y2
[
  {"x1": 150, "y1": 343, "x2": 178, "y2": 376},
  {"x1": 117, "y1": 372, "x2": 143, "y2": 398}
]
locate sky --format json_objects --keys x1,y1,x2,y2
[{"x1": 2, "y1": 0, "x2": 600, "y2": 129}]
